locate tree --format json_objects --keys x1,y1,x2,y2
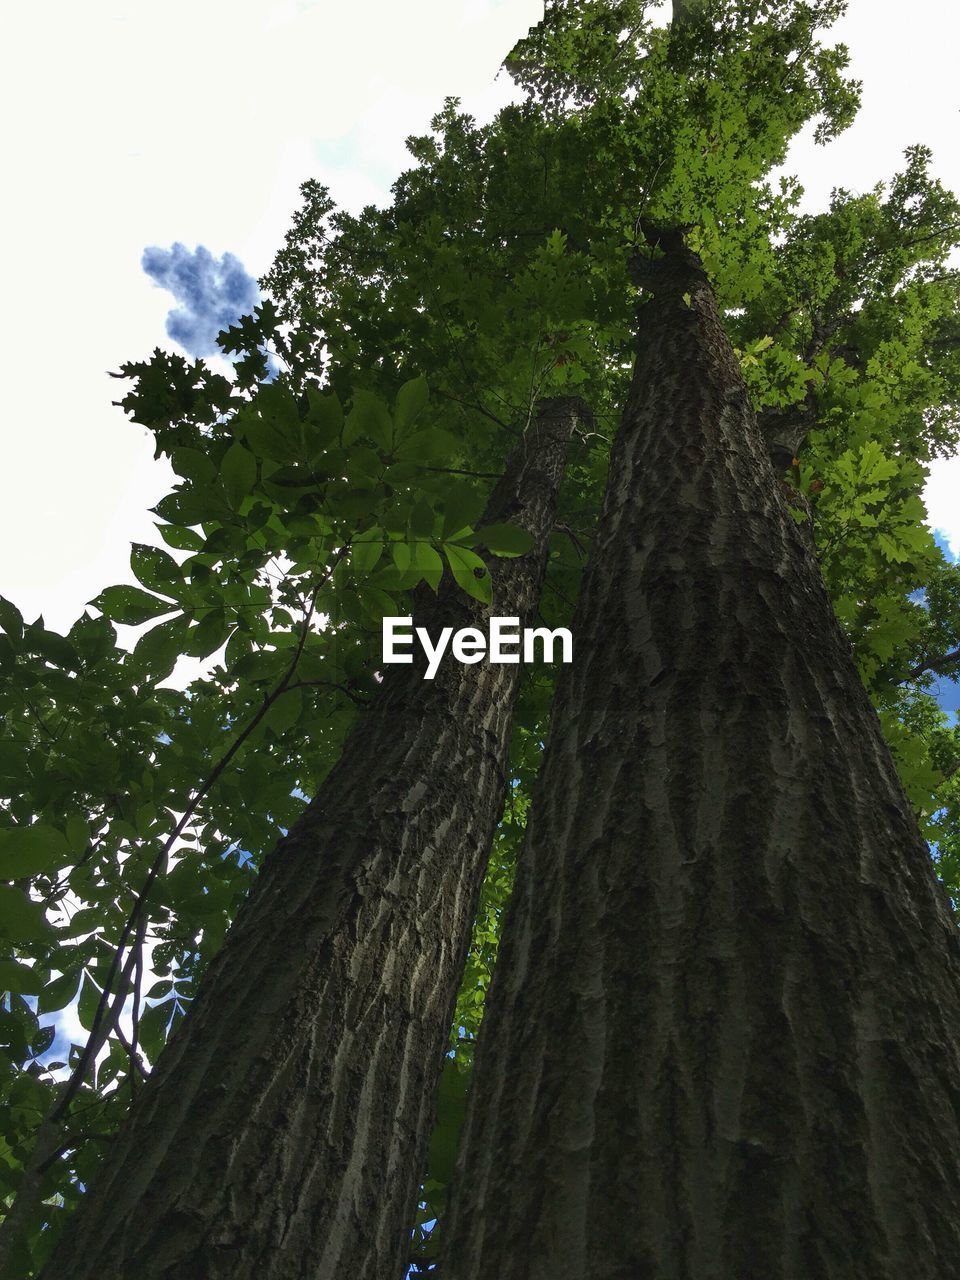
[
  {"x1": 2, "y1": 0, "x2": 960, "y2": 1275},
  {"x1": 434, "y1": 5, "x2": 960, "y2": 1276},
  {"x1": 441, "y1": 222, "x2": 960, "y2": 1280},
  {"x1": 27, "y1": 395, "x2": 583, "y2": 1280}
]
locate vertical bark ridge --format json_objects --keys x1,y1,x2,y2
[
  {"x1": 42, "y1": 397, "x2": 585, "y2": 1280},
  {"x1": 441, "y1": 237, "x2": 960, "y2": 1280}
]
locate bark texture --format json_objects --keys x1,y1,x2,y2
[
  {"x1": 43, "y1": 398, "x2": 583, "y2": 1280},
  {"x1": 441, "y1": 236, "x2": 960, "y2": 1280}
]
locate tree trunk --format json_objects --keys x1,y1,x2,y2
[
  {"x1": 441, "y1": 234, "x2": 960, "y2": 1280},
  {"x1": 42, "y1": 397, "x2": 584, "y2": 1280}
]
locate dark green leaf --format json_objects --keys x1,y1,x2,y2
[
  {"x1": 185, "y1": 610, "x2": 232, "y2": 659},
  {"x1": 344, "y1": 389, "x2": 393, "y2": 449},
  {"x1": 0, "y1": 824, "x2": 71, "y2": 878},
  {"x1": 33, "y1": 628, "x2": 81, "y2": 671},
  {"x1": 352, "y1": 537, "x2": 384, "y2": 575},
  {"x1": 0, "y1": 886, "x2": 53, "y2": 943},
  {"x1": 305, "y1": 389, "x2": 343, "y2": 446},
  {"x1": 65, "y1": 816, "x2": 89, "y2": 856},
  {"x1": 153, "y1": 488, "x2": 230, "y2": 526},
  {"x1": 0, "y1": 961, "x2": 44, "y2": 996},
  {"x1": 90, "y1": 585, "x2": 177, "y2": 626},
  {"x1": 394, "y1": 427, "x2": 460, "y2": 463},
  {"x1": 132, "y1": 613, "x2": 192, "y2": 681},
  {"x1": 131, "y1": 543, "x2": 183, "y2": 594},
  {"x1": 157, "y1": 523, "x2": 205, "y2": 552},
  {"x1": 31, "y1": 1024, "x2": 55, "y2": 1056},
  {"x1": 394, "y1": 375, "x2": 429, "y2": 435},
  {"x1": 475, "y1": 522, "x2": 535, "y2": 557},
  {"x1": 0, "y1": 596, "x2": 24, "y2": 643},
  {"x1": 37, "y1": 970, "x2": 81, "y2": 1013},
  {"x1": 171, "y1": 447, "x2": 217, "y2": 486},
  {"x1": 409, "y1": 502, "x2": 436, "y2": 539},
  {"x1": 220, "y1": 442, "x2": 258, "y2": 509}
]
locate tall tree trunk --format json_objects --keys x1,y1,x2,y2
[
  {"x1": 441, "y1": 233, "x2": 960, "y2": 1280},
  {"x1": 42, "y1": 397, "x2": 584, "y2": 1280}
]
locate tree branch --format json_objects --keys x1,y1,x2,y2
[{"x1": 905, "y1": 645, "x2": 960, "y2": 682}]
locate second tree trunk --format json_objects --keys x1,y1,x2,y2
[{"x1": 442, "y1": 234, "x2": 960, "y2": 1279}]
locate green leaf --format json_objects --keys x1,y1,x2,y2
[
  {"x1": 65, "y1": 816, "x2": 89, "y2": 856},
  {"x1": 411, "y1": 542, "x2": 444, "y2": 591},
  {"x1": 224, "y1": 626, "x2": 253, "y2": 671},
  {"x1": 263, "y1": 686, "x2": 303, "y2": 738},
  {"x1": 0, "y1": 960, "x2": 44, "y2": 996},
  {"x1": 90, "y1": 585, "x2": 177, "y2": 626},
  {"x1": 305, "y1": 389, "x2": 344, "y2": 447},
  {"x1": 440, "y1": 482, "x2": 485, "y2": 538},
  {"x1": 138, "y1": 998, "x2": 173, "y2": 1059},
  {"x1": 57, "y1": 906, "x2": 102, "y2": 939},
  {"x1": 37, "y1": 970, "x2": 80, "y2": 1012},
  {"x1": 357, "y1": 586, "x2": 400, "y2": 623},
  {"x1": 136, "y1": 802, "x2": 157, "y2": 836},
  {"x1": 347, "y1": 447, "x2": 383, "y2": 484},
  {"x1": 394, "y1": 375, "x2": 429, "y2": 435},
  {"x1": 409, "y1": 502, "x2": 435, "y2": 539},
  {"x1": 153, "y1": 488, "x2": 230, "y2": 526},
  {"x1": 0, "y1": 824, "x2": 71, "y2": 879},
  {"x1": 237, "y1": 388, "x2": 302, "y2": 462},
  {"x1": 185, "y1": 609, "x2": 232, "y2": 659},
  {"x1": 131, "y1": 543, "x2": 183, "y2": 594},
  {"x1": 392, "y1": 542, "x2": 413, "y2": 572},
  {"x1": 0, "y1": 885, "x2": 53, "y2": 943},
  {"x1": 443, "y1": 544, "x2": 491, "y2": 604},
  {"x1": 220, "y1": 442, "x2": 258, "y2": 509},
  {"x1": 352, "y1": 537, "x2": 384, "y2": 575},
  {"x1": 31, "y1": 1024, "x2": 55, "y2": 1057},
  {"x1": 77, "y1": 972, "x2": 102, "y2": 1032},
  {"x1": 171, "y1": 447, "x2": 217, "y2": 486},
  {"x1": 132, "y1": 613, "x2": 192, "y2": 681},
  {"x1": 33, "y1": 628, "x2": 81, "y2": 670},
  {"x1": 395, "y1": 427, "x2": 459, "y2": 463},
  {"x1": 382, "y1": 461, "x2": 420, "y2": 484},
  {"x1": 877, "y1": 532, "x2": 910, "y2": 564},
  {"x1": 858, "y1": 440, "x2": 899, "y2": 485},
  {"x1": 0, "y1": 596, "x2": 24, "y2": 643},
  {"x1": 344, "y1": 389, "x2": 393, "y2": 449},
  {"x1": 475, "y1": 522, "x2": 535, "y2": 557},
  {"x1": 157, "y1": 523, "x2": 205, "y2": 552}
]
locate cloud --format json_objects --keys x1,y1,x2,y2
[
  {"x1": 933, "y1": 529, "x2": 959, "y2": 564},
  {"x1": 925, "y1": 457, "x2": 960, "y2": 563},
  {"x1": 141, "y1": 243, "x2": 260, "y2": 358}
]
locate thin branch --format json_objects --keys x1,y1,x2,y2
[
  {"x1": 420, "y1": 465, "x2": 503, "y2": 479},
  {"x1": 433, "y1": 388, "x2": 515, "y2": 435},
  {"x1": 905, "y1": 645, "x2": 960, "y2": 683}
]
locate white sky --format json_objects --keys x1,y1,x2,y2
[{"x1": 1, "y1": 0, "x2": 958, "y2": 635}]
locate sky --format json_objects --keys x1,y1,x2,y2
[{"x1": 1, "y1": 0, "x2": 959, "y2": 637}]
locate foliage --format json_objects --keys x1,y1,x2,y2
[{"x1": 2, "y1": 0, "x2": 960, "y2": 1273}]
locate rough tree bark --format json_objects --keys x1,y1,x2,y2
[
  {"x1": 441, "y1": 233, "x2": 960, "y2": 1279},
  {"x1": 42, "y1": 397, "x2": 584, "y2": 1280}
]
